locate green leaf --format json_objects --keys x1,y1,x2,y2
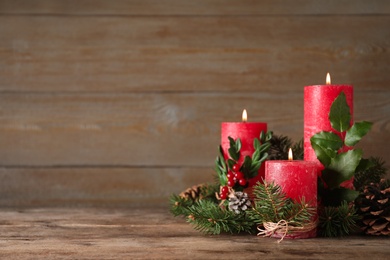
[
  {"x1": 242, "y1": 156, "x2": 254, "y2": 178},
  {"x1": 228, "y1": 147, "x2": 239, "y2": 161},
  {"x1": 355, "y1": 157, "x2": 374, "y2": 173},
  {"x1": 329, "y1": 92, "x2": 351, "y2": 132},
  {"x1": 253, "y1": 138, "x2": 261, "y2": 150},
  {"x1": 250, "y1": 161, "x2": 261, "y2": 174},
  {"x1": 310, "y1": 143, "x2": 337, "y2": 167},
  {"x1": 227, "y1": 159, "x2": 236, "y2": 170},
  {"x1": 322, "y1": 149, "x2": 363, "y2": 189},
  {"x1": 258, "y1": 142, "x2": 271, "y2": 154},
  {"x1": 345, "y1": 121, "x2": 373, "y2": 146},
  {"x1": 252, "y1": 149, "x2": 260, "y2": 161},
  {"x1": 228, "y1": 137, "x2": 240, "y2": 161},
  {"x1": 235, "y1": 138, "x2": 242, "y2": 152},
  {"x1": 259, "y1": 152, "x2": 268, "y2": 163},
  {"x1": 310, "y1": 131, "x2": 343, "y2": 151}
]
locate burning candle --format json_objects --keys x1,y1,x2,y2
[
  {"x1": 221, "y1": 110, "x2": 267, "y2": 187},
  {"x1": 265, "y1": 149, "x2": 318, "y2": 238},
  {"x1": 304, "y1": 73, "x2": 353, "y2": 188}
]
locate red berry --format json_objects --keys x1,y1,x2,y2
[
  {"x1": 232, "y1": 164, "x2": 240, "y2": 172},
  {"x1": 239, "y1": 178, "x2": 247, "y2": 186},
  {"x1": 227, "y1": 180, "x2": 235, "y2": 187},
  {"x1": 221, "y1": 186, "x2": 229, "y2": 194},
  {"x1": 220, "y1": 193, "x2": 227, "y2": 200},
  {"x1": 235, "y1": 172, "x2": 244, "y2": 180},
  {"x1": 227, "y1": 172, "x2": 234, "y2": 180}
]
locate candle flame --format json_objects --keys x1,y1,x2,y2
[
  {"x1": 242, "y1": 109, "x2": 247, "y2": 122},
  {"x1": 326, "y1": 73, "x2": 331, "y2": 85},
  {"x1": 288, "y1": 148, "x2": 293, "y2": 161}
]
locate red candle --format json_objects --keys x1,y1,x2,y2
[
  {"x1": 221, "y1": 110, "x2": 267, "y2": 187},
  {"x1": 265, "y1": 149, "x2": 318, "y2": 238},
  {"x1": 304, "y1": 73, "x2": 353, "y2": 188}
]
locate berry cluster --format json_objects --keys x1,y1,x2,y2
[
  {"x1": 219, "y1": 186, "x2": 229, "y2": 200},
  {"x1": 220, "y1": 163, "x2": 248, "y2": 199},
  {"x1": 228, "y1": 164, "x2": 247, "y2": 187}
]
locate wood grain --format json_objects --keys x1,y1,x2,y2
[
  {"x1": 0, "y1": 0, "x2": 389, "y2": 15},
  {"x1": 0, "y1": 16, "x2": 389, "y2": 93},
  {"x1": 0, "y1": 1, "x2": 389, "y2": 206},
  {"x1": 0, "y1": 167, "x2": 214, "y2": 207},
  {"x1": 0, "y1": 92, "x2": 387, "y2": 166},
  {"x1": 0, "y1": 208, "x2": 389, "y2": 259}
]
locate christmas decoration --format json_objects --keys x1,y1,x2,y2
[
  {"x1": 268, "y1": 135, "x2": 303, "y2": 160},
  {"x1": 228, "y1": 191, "x2": 251, "y2": 214},
  {"x1": 354, "y1": 157, "x2": 388, "y2": 191},
  {"x1": 310, "y1": 91, "x2": 373, "y2": 235},
  {"x1": 355, "y1": 179, "x2": 390, "y2": 236},
  {"x1": 249, "y1": 181, "x2": 316, "y2": 241},
  {"x1": 215, "y1": 131, "x2": 272, "y2": 192},
  {"x1": 179, "y1": 184, "x2": 203, "y2": 202},
  {"x1": 169, "y1": 125, "x2": 388, "y2": 239},
  {"x1": 318, "y1": 201, "x2": 359, "y2": 237},
  {"x1": 304, "y1": 73, "x2": 353, "y2": 166},
  {"x1": 311, "y1": 92, "x2": 372, "y2": 206}
]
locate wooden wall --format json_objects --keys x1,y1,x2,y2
[{"x1": 0, "y1": 0, "x2": 389, "y2": 207}]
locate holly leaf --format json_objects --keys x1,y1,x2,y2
[
  {"x1": 329, "y1": 92, "x2": 351, "y2": 132},
  {"x1": 310, "y1": 143, "x2": 336, "y2": 167},
  {"x1": 322, "y1": 149, "x2": 363, "y2": 189},
  {"x1": 355, "y1": 157, "x2": 374, "y2": 173},
  {"x1": 310, "y1": 131, "x2": 342, "y2": 166},
  {"x1": 310, "y1": 131, "x2": 343, "y2": 151},
  {"x1": 345, "y1": 121, "x2": 373, "y2": 146}
]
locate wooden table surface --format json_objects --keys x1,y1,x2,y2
[{"x1": 0, "y1": 207, "x2": 389, "y2": 259}]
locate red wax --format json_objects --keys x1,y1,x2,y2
[
  {"x1": 221, "y1": 122, "x2": 267, "y2": 187},
  {"x1": 304, "y1": 84, "x2": 354, "y2": 188},
  {"x1": 265, "y1": 160, "x2": 318, "y2": 238}
]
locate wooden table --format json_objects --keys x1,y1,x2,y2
[{"x1": 0, "y1": 207, "x2": 388, "y2": 259}]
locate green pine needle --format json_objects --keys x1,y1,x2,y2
[
  {"x1": 354, "y1": 157, "x2": 388, "y2": 191},
  {"x1": 249, "y1": 182, "x2": 315, "y2": 228},
  {"x1": 318, "y1": 201, "x2": 359, "y2": 237},
  {"x1": 186, "y1": 200, "x2": 255, "y2": 235}
]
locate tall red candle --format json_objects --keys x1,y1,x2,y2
[
  {"x1": 304, "y1": 73, "x2": 353, "y2": 188},
  {"x1": 221, "y1": 110, "x2": 267, "y2": 187},
  {"x1": 265, "y1": 151, "x2": 317, "y2": 239}
]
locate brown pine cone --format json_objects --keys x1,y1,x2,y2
[{"x1": 355, "y1": 179, "x2": 390, "y2": 236}]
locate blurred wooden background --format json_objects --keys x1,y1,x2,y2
[{"x1": 0, "y1": 0, "x2": 389, "y2": 207}]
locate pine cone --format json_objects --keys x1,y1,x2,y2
[
  {"x1": 228, "y1": 191, "x2": 251, "y2": 214},
  {"x1": 355, "y1": 179, "x2": 390, "y2": 236},
  {"x1": 179, "y1": 184, "x2": 204, "y2": 202}
]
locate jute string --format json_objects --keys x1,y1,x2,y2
[{"x1": 257, "y1": 220, "x2": 318, "y2": 243}]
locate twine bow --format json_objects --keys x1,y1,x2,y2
[{"x1": 257, "y1": 220, "x2": 318, "y2": 243}]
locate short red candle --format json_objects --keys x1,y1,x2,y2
[
  {"x1": 304, "y1": 73, "x2": 353, "y2": 188},
  {"x1": 265, "y1": 158, "x2": 318, "y2": 238},
  {"x1": 221, "y1": 111, "x2": 267, "y2": 187}
]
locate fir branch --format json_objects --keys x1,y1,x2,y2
[
  {"x1": 186, "y1": 200, "x2": 255, "y2": 235},
  {"x1": 169, "y1": 194, "x2": 193, "y2": 217},
  {"x1": 170, "y1": 183, "x2": 220, "y2": 217},
  {"x1": 251, "y1": 181, "x2": 286, "y2": 223},
  {"x1": 318, "y1": 201, "x2": 359, "y2": 237},
  {"x1": 284, "y1": 197, "x2": 316, "y2": 226},
  {"x1": 268, "y1": 135, "x2": 303, "y2": 160},
  {"x1": 249, "y1": 182, "x2": 314, "y2": 228},
  {"x1": 354, "y1": 157, "x2": 388, "y2": 191}
]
